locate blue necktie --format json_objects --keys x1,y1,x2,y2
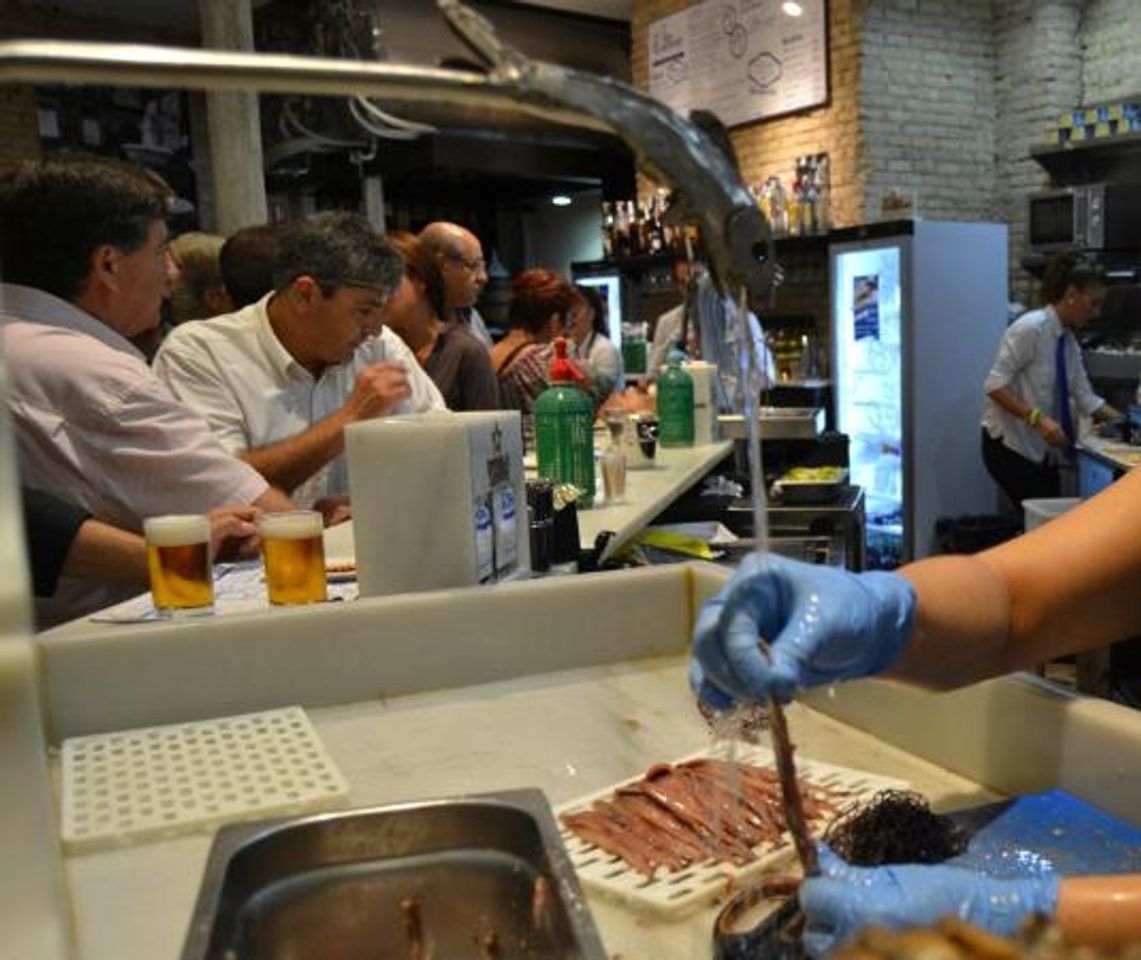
[{"x1": 1055, "y1": 333, "x2": 1075, "y2": 449}]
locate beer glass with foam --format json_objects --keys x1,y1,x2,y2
[
  {"x1": 259, "y1": 511, "x2": 327, "y2": 605},
  {"x1": 143, "y1": 514, "x2": 214, "y2": 616}
]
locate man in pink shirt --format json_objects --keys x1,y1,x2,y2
[{"x1": 0, "y1": 155, "x2": 292, "y2": 626}]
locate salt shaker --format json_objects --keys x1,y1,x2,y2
[{"x1": 601, "y1": 413, "x2": 627, "y2": 504}]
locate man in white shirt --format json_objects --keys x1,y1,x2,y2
[
  {"x1": 649, "y1": 261, "x2": 775, "y2": 410},
  {"x1": 155, "y1": 211, "x2": 446, "y2": 512},
  {"x1": 419, "y1": 221, "x2": 493, "y2": 346},
  {"x1": 0, "y1": 156, "x2": 290, "y2": 626}
]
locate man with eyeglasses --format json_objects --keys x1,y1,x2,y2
[
  {"x1": 0, "y1": 155, "x2": 292, "y2": 626},
  {"x1": 155, "y1": 211, "x2": 445, "y2": 516},
  {"x1": 419, "y1": 221, "x2": 493, "y2": 347}
]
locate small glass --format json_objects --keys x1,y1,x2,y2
[
  {"x1": 144, "y1": 514, "x2": 214, "y2": 618},
  {"x1": 259, "y1": 511, "x2": 328, "y2": 605},
  {"x1": 601, "y1": 413, "x2": 628, "y2": 504}
]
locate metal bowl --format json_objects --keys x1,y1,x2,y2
[{"x1": 713, "y1": 879, "x2": 804, "y2": 960}]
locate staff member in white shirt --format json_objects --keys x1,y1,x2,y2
[
  {"x1": 981, "y1": 253, "x2": 1119, "y2": 508},
  {"x1": 155, "y1": 211, "x2": 445, "y2": 517}
]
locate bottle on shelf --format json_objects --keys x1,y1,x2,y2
[
  {"x1": 600, "y1": 201, "x2": 615, "y2": 259},
  {"x1": 621, "y1": 320, "x2": 648, "y2": 377},
  {"x1": 814, "y1": 152, "x2": 831, "y2": 233},
  {"x1": 768, "y1": 176, "x2": 789, "y2": 237},
  {"x1": 534, "y1": 339, "x2": 596, "y2": 508},
  {"x1": 657, "y1": 346, "x2": 695, "y2": 447}
]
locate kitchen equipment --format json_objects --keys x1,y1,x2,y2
[
  {"x1": 346, "y1": 410, "x2": 530, "y2": 597},
  {"x1": 718, "y1": 407, "x2": 824, "y2": 442},
  {"x1": 61, "y1": 706, "x2": 348, "y2": 854},
  {"x1": 555, "y1": 743, "x2": 904, "y2": 918},
  {"x1": 1026, "y1": 182, "x2": 1141, "y2": 254},
  {"x1": 772, "y1": 466, "x2": 849, "y2": 504},
  {"x1": 181, "y1": 788, "x2": 607, "y2": 960},
  {"x1": 831, "y1": 220, "x2": 1007, "y2": 566}
]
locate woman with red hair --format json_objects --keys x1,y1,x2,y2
[{"x1": 490, "y1": 267, "x2": 583, "y2": 420}]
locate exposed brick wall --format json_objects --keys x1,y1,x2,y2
[
  {"x1": 632, "y1": 0, "x2": 865, "y2": 231},
  {"x1": 1081, "y1": 0, "x2": 1141, "y2": 103},
  {"x1": 632, "y1": 0, "x2": 1140, "y2": 309},
  {"x1": 995, "y1": 0, "x2": 1082, "y2": 305},
  {"x1": 859, "y1": 0, "x2": 996, "y2": 224}
]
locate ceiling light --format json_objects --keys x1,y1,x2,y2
[
  {"x1": 551, "y1": 194, "x2": 573, "y2": 206},
  {"x1": 782, "y1": 1, "x2": 803, "y2": 15}
]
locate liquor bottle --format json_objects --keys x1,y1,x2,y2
[
  {"x1": 615, "y1": 201, "x2": 631, "y2": 258},
  {"x1": 601, "y1": 201, "x2": 615, "y2": 259},
  {"x1": 534, "y1": 339, "x2": 596, "y2": 507},
  {"x1": 815, "y1": 153, "x2": 831, "y2": 233},
  {"x1": 657, "y1": 347, "x2": 695, "y2": 447}
]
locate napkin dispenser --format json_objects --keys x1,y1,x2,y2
[{"x1": 346, "y1": 411, "x2": 530, "y2": 597}]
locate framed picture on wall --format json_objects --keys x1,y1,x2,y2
[{"x1": 648, "y1": 0, "x2": 829, "y2": 128}]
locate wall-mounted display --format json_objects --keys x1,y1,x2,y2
[{"x1": 648, "y1": 0, "x2": 829, "y2": 128}]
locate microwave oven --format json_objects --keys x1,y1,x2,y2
[{"x1": 1026, "y1": 183, "x2": 1141, "y2": 253}]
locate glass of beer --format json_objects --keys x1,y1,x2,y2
[
  {"x1": 143, "y1": 514, "x2": 214, "y2": 617},
  {"x1": 259, "y1": 511, "x2": 327, "y2": 605}
]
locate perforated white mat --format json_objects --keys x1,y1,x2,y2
[
  {"x1": 556, "y1": 744, "x2": 907, "y2": 917},
  {"x1": 60, "y1": 706, "x2": 349, "y2": 853}
]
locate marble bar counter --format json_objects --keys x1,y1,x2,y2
[
  {"x1": 23, "y1": 563, "x2": 1141, "y2": 959},
  {"x1": 1078, "y1": 434, "x2": 1141, "y2": 472},
  {"x1": 578, "y1": 440, "x2": 733, "y2": 561}
]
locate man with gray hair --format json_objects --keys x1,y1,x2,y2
[
  {"x1": 155, "y1": 211, "x2": 445, "y2": 512},
  {"x1": 0, "y1": 155, "x2": 286, "y2": 626},
  {"x1": 418, "y1": 220, "x2": 493, "y2": 346}
]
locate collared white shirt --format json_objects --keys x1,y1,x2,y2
[
  {"x1": 982, "y1": 305, "x2": 1104, "y2": 463},
  {"x1": 154, "y1": 295, "x2": 446, "y2": 506},
  {"x1": 650, "y1": 270, "x2": 774, "y2": 411},
  {"x1": 573, "y1": 330, "x2": 624, "y2": 394},
  {"x1": 0, "y1": 282, "x2": 269, "y2": 626}
]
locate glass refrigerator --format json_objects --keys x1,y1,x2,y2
[{"x1": 830, "y1": 220, "x2": 1008, "y2": 568}]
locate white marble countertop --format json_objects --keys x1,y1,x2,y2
[
  {"x1": 579, "y1": 440, "x2": 733, "y2": 560},
  {"x1": 1078, "y1": 434, "x2": 1141, "y2": 471},
  {"x1": 61, "y1": 655, "x2": 994, "y2": 960}
]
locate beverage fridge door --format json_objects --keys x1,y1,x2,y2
[{"x1": 831, "y1": 241, "x2": 906, "y2": 569}]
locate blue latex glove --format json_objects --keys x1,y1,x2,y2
[
  {"x1": 799, "y1": 845, "x2": 1061, "y2": 958},
  {"x1": 690, "y1": 553, "x2": 916, "y2": 707}
]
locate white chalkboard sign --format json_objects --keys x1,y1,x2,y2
[{"x1": 648, "y1": 0, "x2": 828, "y2": 128}]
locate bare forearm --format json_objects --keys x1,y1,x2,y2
[
  {"x1": 1058, "y1": 875, "x2": 1141, "y2": 949},
  {"x1": 62, "y1": 520, "x2": 148, "y2": 584},
  {"x1": 888, "y1": 554, "x2": 1016, "y2": 689},
  {"x1": 241, "y1": 410, "x2": 350, "y2": 494}
]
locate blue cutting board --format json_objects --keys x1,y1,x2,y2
[{"x1": 947, "y1": 789, "x2": 1141, "y2": 877}]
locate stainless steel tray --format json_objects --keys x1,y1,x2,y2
[
  {"x1": 718, "y1": 407, "x2": 824, "y2": 441},
  {"x1": 181, "y1": 788, "x2": 607, "y2": 960}
]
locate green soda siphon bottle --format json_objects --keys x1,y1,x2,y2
[
  {"x1": 657, "y1": 346, "x2": 695, "y2": 447},
  {"x1": 534, "y1": 338, "x2": 596, "y2": 507}
]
